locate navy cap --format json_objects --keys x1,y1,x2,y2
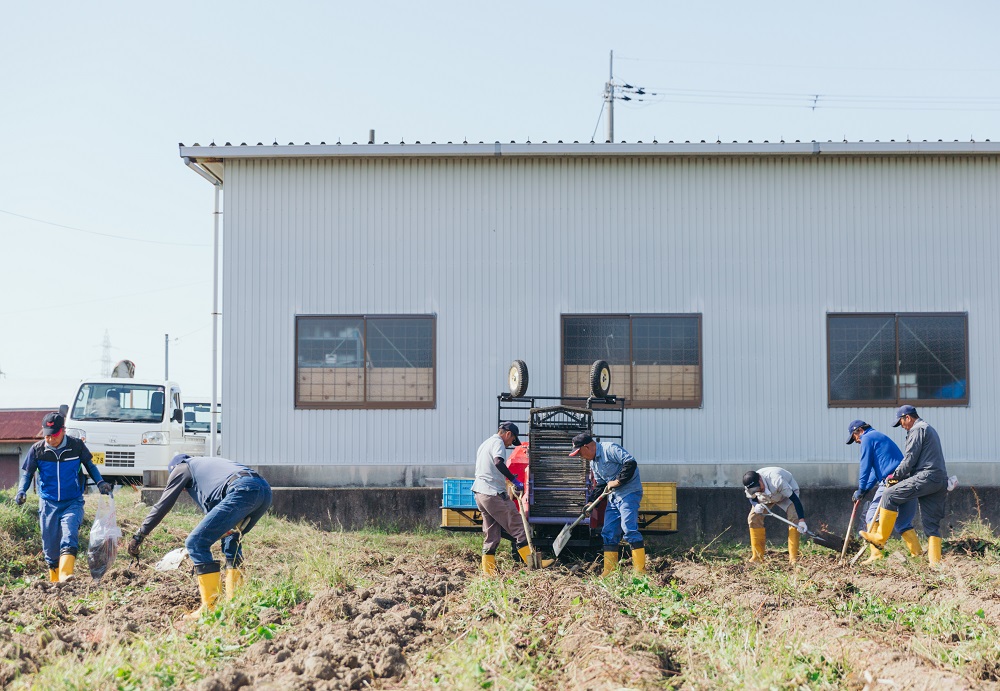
[
  {"x1": 893, "y1": 405, "x2": 918, "y2": 427},
  {"x1": 168, "y1": 453, "x2": 191, "y2": 473},
  {"x1": 40, "y1": 412, "x2": 65, "y2": 437},
  {"x1": 498, "y1": 421, "x2": 521, "y2": 446},
  {"x1": 846, "y1": 419, "x2": 867, "y2": 444},
  {"x1": 569, "y1": 433, "x2": 594, "y2": 457}
]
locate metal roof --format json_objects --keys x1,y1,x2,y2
[
  {"x1": 0, "y1": 409, "x2": 51, "y2": 442},
  {"x1": 180, "y1": 139, "x2": 1000, "y2": 185}
]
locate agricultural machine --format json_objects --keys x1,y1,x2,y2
[{"x1": 441, "y1": 360, "x2": 677, "y2": 557}]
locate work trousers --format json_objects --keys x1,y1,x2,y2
[
  {"x1": 748, "y1": 496, "x2": 799, "y2": 529},
  {"x1": 38, "y1": 495, "x2": 85, "y2": 568},
  {"x1": 864, "y1": 484, "x2": 917, "y2": 534},
  {"x1": 474, "y1": 490, "x2": 526, "y2": 554},
  {"x1": 881, "y1": 470, "x2": 948, "y2": 538},
  {"x1": 602, "y1": 489, "x2": 643, "y2": 548},
  {"x1": 186, "y1": 476, "x2": 273, "y2": 567}
]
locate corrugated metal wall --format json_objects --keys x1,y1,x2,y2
[{"x1": 222, "y1": 155, "x2": 1000, "y2": 469}]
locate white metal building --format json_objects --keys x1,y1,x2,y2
[{"x1": 180, "y1": 141, "x2": 1000, "y2": 487}]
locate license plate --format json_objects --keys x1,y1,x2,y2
[{"x1": 92, "y1": 452, "x2": 105, "y2": 465}]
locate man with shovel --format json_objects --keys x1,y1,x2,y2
[
  {"x1": 568, "y1": 433, "x2": 645, "y2": 576},
  {"x1": 744, "y1": 467, "x2": 808, "y2": 564},
  {"x1": 472, "y1": 422, "x2": 552, "y2": 575},
  {"x1": 860, "y1": 406, "x2": 949, "y2": 566},
  {"x1": 847, "y1": 419, "x2": 921, "y2": 563}
]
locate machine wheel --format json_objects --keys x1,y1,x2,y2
[
  {"x1": 508, "y1": 360, "x2": 529, "y2": 397},
  {"x1": 590, "y1": 360, "x2": 611, "y2": 397}
]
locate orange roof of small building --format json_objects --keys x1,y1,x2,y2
[{"x1": 0, "y1": 409, "x2": 53, "y2": 442}]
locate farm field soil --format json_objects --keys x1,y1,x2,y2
[{"x1": 2, "y1": 488, "x2": 1000, "y2": 690}]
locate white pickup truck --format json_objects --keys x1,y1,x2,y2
[
  {"x1": 63, "y1": 375, "x2": 208, "y2": 483},
  {"x1": 182, "y1": 397, "x2": 223, "y2": 455}
]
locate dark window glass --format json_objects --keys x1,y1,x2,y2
[
  {"x1": 562, "y1": 314, "x2": 702, "y2": 407},
  {"x1": 828, "y1": 313, "x2": 968, "y2": 406}
]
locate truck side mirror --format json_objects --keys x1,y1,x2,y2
[
  {"x1": 171, "y1": 408, "x2": 183, "y2": 423},
  {"x1": 59, "y1": 404, "x2": 69, "y2": 417}
]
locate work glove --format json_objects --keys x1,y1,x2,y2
[
  {"x1": 752, "y1": 503, "x2": 767, "y2": 515},
  {"x1": 511, "y1": 479, "x2": 524, "y2": 494},
  {"x1": 797, "y1": 520, "x2": 808, "y2": 534},
  {"x1": 98, "y1": 481, "x2": 113, "y2": 495},
  {"x1": 852, "y1": 489, "x2": 864, "y2": 502},
  {"x1": 15, "y1": 492, "x2": 26, "y2": 506},
  {"x1": 885, "y1": 475, "x2": 900, "y2": 486},
  {"x1": 127, "y1": 533, "x2": 145, "y2": 558}
]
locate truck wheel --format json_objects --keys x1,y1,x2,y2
[
  {"x1": 590, "y1": 360, "x2": 611, "y2": 397},
  {"x1": 508, "y1": 360, "x2": 529, "y2": 398}
]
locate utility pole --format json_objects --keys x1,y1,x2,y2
[
  {"x1": 605, "y1": 50, "x2": 614, "y2": 143},
  {"x1": 101, "y1": 330, "x2": 112, "y2": 376},
  {"x1": 164, "y1": 333, "x2": 169, "y2": 379}
]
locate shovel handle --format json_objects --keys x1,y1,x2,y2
[{"x1": 840, "y1": 500, "x2": 860, "y2": 561}]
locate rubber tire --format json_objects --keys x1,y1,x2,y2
[
  {"x1": 590, "y1": 360, "x2": 611, "y2": 397},
  {"x1": 508, "y1": 360, "x2": 529, "y2": 398}
]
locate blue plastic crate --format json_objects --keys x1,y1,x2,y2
[{"x1": 442, "y1": 478, "x2": 477, "y2": 508}]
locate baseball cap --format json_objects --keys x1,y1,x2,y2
[
  {"x1": 893, "y1": 405, "x2": 918, "y2": 427},
  {"x1": 846, "y1": 419, "x2": 867, "y2": 444},
  {"x1": 498, "y1": 421, "x2": 521, "y2": 446},
  {"x1": 568, "y1": 433, "x2": 594, "y2": 457},
  {"x1": 40, "y1": 412, "x2": 65, "y2": 437},
  {"x1": 168, "y1": 453, "x2": 191, "y2": 473}
]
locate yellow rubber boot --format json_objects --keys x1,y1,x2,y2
[
  {"x1": 787, "y1": 527, "x2": 800, "y2": 564},
  {"x1": 601, "y1": 550, "x2": 619, "y2": 576},
  {"x1": 861, "y1": 521, "x2": 884, "y2": 564},
  {"x1": 517, "y1": 545, "x2": 554, "y2": 569},
  {"x1": 632, "y1": 547, "x2": 646, "y2": 574},
  {"x1": 859, "y1": 508, "x2": 897, "y2": 549},
  {"x1": 481, "y1": 554, "x2": 498, "y2": 576},
  {"x1": 184, "y1": 571, "x2": 222, "y2": 620},
  {"x1": 225, "y1": 567, "x2": 244, "y2": 600},
  {"x1": 48, "y1": 568, "x2": 59, "y2": 583},
  {"x1": 748, "y1": 527, "x2": 766, "y2": 563},
  {"x1": 901, "y1": 529, "x2": 923, "y2": 557},
  {"x1": 928, "y1": 536, "x2": 942, "y2": 566},
  {"x1": 57, "y1": 554, "x2": 76, "y2": 582}
]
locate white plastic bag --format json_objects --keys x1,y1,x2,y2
[
  {"x1": 154, "y1": 547, "x2": 189, "y2": 571},
  {"x1": 87, "y1": 494, "x2": 123, "y2": 580}
]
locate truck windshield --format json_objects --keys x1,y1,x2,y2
[
  {"x1": 183, "y1": 402, "x2": 222, "y2": 433},
  {"x1": 72, "y1": 383, "x2": 167, "y2": 423}
]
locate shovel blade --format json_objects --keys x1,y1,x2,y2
[
  {"x1": 552, "y1": 525, "x2": 573, "y2": 557},
  {"x1": 809, "y1": 530, "x2": 854, "y2": 552}
]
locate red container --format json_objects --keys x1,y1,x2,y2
[{"x1": 507, "y1": 444, "x2": 529, "y2": 513}]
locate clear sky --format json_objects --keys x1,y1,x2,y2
[{"x1": 2, "y1": 0, "x2": 998, "y2": 408}]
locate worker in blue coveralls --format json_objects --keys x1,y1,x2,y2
[
  {"x1": 861, "y1": 405, "x2": 950, "y2": 566},
  {"x1": 15, "y1": 412, "x2": 113, "y2": 582},
  {"x1": 128, "y1": 454, "x2": 272, "y2": 619},
  {"x1": 846, "y1": 419, "x2": 921, "y2": 563},
  {"x1": 569, "y1": 432, "x2": 645, "y2": 575}
]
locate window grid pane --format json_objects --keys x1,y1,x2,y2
[
  {"x1": 296, "y1": 316, "x2": 434, "y2": 408},
  {"x1": 897, "y1": 315, "x2": 968, "y2": 401},
  {"x1": 828, "y1": 315, "x2": 896, "y2": 402}
]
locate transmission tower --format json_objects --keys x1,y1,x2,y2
[{"x1": 101, "y1": 330, "x2": 112, "y2": 376}]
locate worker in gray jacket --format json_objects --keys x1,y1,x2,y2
[
  {"x1": 743, "y1": 467, "x2": 808, "y2": 564},
  {"x1": 860, "y1": 405, "x2": 949, "y2": 565},
  {"x1": 128, "y1": 454, "x2": 272, "y2": 618}
]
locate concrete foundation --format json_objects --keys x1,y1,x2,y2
[{"x1": 140, "y1": 485, "x2": 999, "y2": 546}]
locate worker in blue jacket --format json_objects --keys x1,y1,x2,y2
[
  {"x1": 15, "y1": 412, "x2": 113, "y2": 582},
  {"x1": 847, "y1": 419, "x2": 920, "y2": 563},
  {"x1": 569, "y1": 433, "x2": 645, "y2": 575}
]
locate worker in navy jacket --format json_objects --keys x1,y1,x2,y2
[
  {"x1": 16, "y1": 412, "x2": 112, "y2": 582},
  {"x1": 847, "y1": 419, "x2": 920, "y2": 563}
]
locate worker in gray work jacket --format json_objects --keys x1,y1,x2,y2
[
  {"x1": 860, "y1": 405, "x2": 949, "y2": 566},
  {"x1": 128, "y1": 454, "x2": 272, "y2": 619},
  {"x1": 743, "y1": 466, "x2": 808, "y2": 565}
]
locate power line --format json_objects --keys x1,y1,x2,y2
[
  {"x1": 615, "y1": 54, "x2": 1000, "y2": 74},
  {"x1": 0, "y1": 208, "x2": 210, "y2": 247}
]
